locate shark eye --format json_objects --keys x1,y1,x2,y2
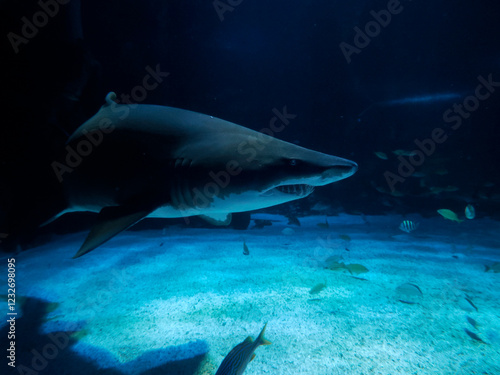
[{"x1": 289, "y1": 159, "x2": 298, "y2": 166}]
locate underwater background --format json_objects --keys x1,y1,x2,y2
[{"x1": 1, "y1": 1, "x2": 500, "y2": 374}]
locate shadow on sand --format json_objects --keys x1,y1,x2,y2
[{"x1": 2, "y1": 297, "x2": 208, "y2": 375}]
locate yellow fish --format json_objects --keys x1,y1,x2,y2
[
  {"x1": 309, "y1": 282, "x2": 327, "y2": 295},
  {"x1": 344, "y1": 263, "x2": 369, "y2": 275},
  {"x1": 216, "y1": 324, "x2": 271, "y2": 375},
  {"x1": 437, "y1": 209, "x2": 463, "y2": 223}
]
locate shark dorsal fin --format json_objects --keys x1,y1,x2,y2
[
  {"x1": 104, "y1": 92, "x2": 117, "y2": 107},
  {"x1": 72, "y1": 205, "x2": 154, "y2": 258}
]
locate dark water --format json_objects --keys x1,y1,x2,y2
[{"x1": 2, "y1": 1, "x2": 500, "y2": 229}]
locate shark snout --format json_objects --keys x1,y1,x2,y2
[{"x1": 320, "y1": 159, "x2": 358, "y2": 182}]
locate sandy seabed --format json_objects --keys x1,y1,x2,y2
[{"x1": 2, "y1": 213, "x2": 500, "y2": 375}]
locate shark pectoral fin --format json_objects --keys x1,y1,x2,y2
[
  {"x1": 72, "y1": 205, "x2": 155, "y2": 258},
  {"x1": 198, "y1": 213, "x2": 232, "y2": 226}
]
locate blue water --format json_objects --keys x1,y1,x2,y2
[{"x1": 2, "y1": 213, "x2": 500, "y2": 374}]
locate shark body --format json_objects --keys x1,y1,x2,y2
[{"x1": 53, "y1": 92, "x2": 357, "y2": 257}]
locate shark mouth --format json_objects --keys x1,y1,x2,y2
[{"x1": 263, "y1": 184, "x2": 314, "y2": 197}]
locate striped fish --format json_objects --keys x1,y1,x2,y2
[
  {"x1": 215, "y1": 323, "x2": 272, "y2": 375},
  {"x1": 399, "y1": 220, "x2": 419, "y2": 233}
]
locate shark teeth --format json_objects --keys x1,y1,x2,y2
[{"x1": 276, "y1": 184, "x2": 314, "y2": 197}]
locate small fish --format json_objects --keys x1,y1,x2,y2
[
  {"x1": 465, "y1": 297, "x2": 478, "y2": 311},
  {"x1": 465, "y1": 204, "x2": 475, "y2": 220},
  {"x1": 309, "y1": 282, "x2": 327, "y2": 295},
  {"x1": 399, "y1": 220, "x2": 419, "y2": 233},
  {"x1": 458, "y1": 297, "x2": 478, "y2": 312},
  {"x1": 392, "y1": 149, "x2": 418, "y2": 157},
  {"x1": 396, "y1": 283, "x2": 423, "y2": 297},
  {"x1": 411, "y1": 172, "x2": 426, "y2": 178},
  {"x1": 437, "y1": 209, "x2": 463, "y2": 223},
  {"x1": 216, "y1": 324, "x2": 271, "y2": 375},
  {"x1": 429, "y1": 187, "x2": 445, "y2": 195},
  {"x1": 396, "y1": 283, "x2": 423, "y2": 304},
  {"x1": 253, "y1": 219, "x2": 274, "y2": 229},
  {"x1": 317, "y1": 217, "x2": 330, "y2": 229},
  {"x1": 324, "y1": 255, "x2": 344, "y2": 267},
  {"x1": 339, "y1": 234, "x2": 351, "y2": 241},
  {"x1": 350, "y1": 275, "x2": 368, "y2": 281},
  {"x1": 464, "y1": 328, "x2": 486, "y2": 343},
  {"x1": 307, "y1": 298, "x2": 322, "y2": 303},
  {"x1": 286, "y1": 215, "x2": 301, "y2": 226},
  {"x1": 374, "y1": 151, "x2": 388, "y2": 160},
  {"x1": 399, "y1": 300, "x2": 419, "y2": 305},
  {"x1": 243, "y1": 241, "x2": 250, "y2": 256},
  {"x1": 466, "y1": 316, "x2": 479, "y2": 329},
  {"x1": 478, "y1": 191, "x2": 489, "y2": 200},
  {"x1": 484, "y1": 262, "x2": 500, "y2": 273},
  {"x1": 325, "y1": 261, "x2": 347, "y2": 272},
  {"x1": 390, "y1": 190, "x2": 405, "y2": 197},
  {"x1": 372, "y1": 183, "x2": 387, "y2": 193},
  {"x1": 344, "y1": 263, "x2": 369, "y2": 275}
]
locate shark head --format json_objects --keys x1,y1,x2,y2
[
  {"x1": 58, "y1": 93, "x2": 357, "y2": 257},
  {"x1": 179, "y1": 130, "x2": 358, "y2": 214}
]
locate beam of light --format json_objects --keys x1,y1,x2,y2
[
  {"x1": 357, "y1": 92, "x2": 463, "y2": 120},
  {"x1": 384, "y1": 93, "x2": 462, "y2": 105}
]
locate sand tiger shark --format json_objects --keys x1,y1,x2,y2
[{"x1": 45, "y1": 92, "x2": 357, "y2": 258}]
